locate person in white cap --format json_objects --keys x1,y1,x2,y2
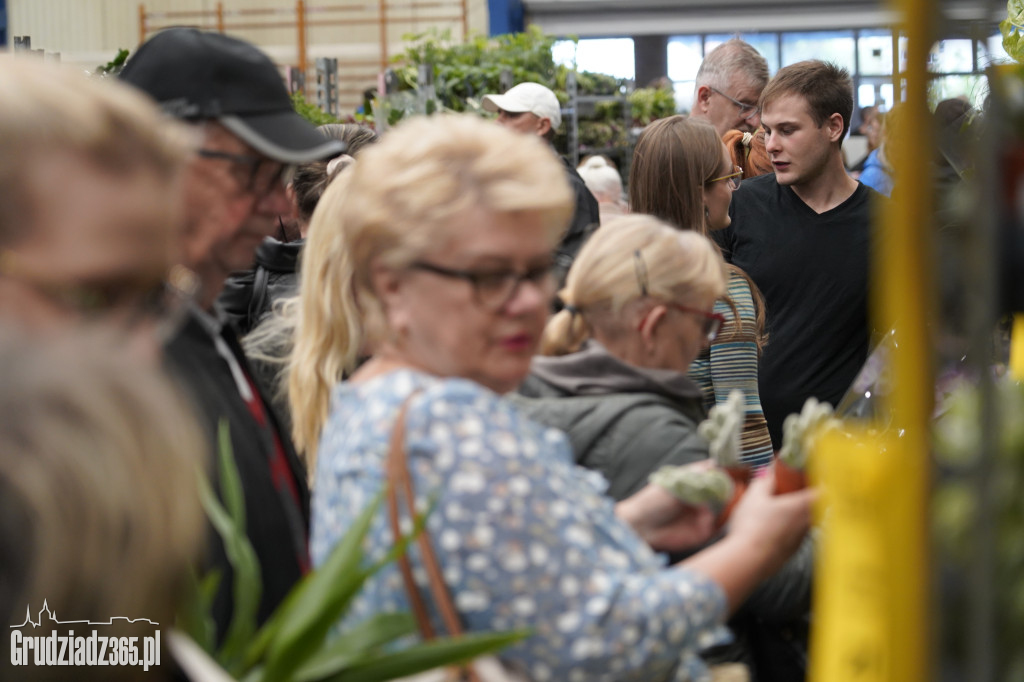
[{"x1": 483, "y1": 82, "x2": 600, "y2": 280}]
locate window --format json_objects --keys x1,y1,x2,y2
[
  {"x1": 929, "y1": 39, "x2": 975, "y2": 74},
  {"x1": 859, "y1": 29, "x2": 895, "y2": 76},
  {"x1": 667, "y1": 36, "x2": 703, "y2": 113},
  {"x1": 553, "y1": 38, "x2": 636, "y2": 80},
  {"x1": 662, "y1": 26, "x2": 999, "y2": 120},
  {"x1": 781, "y1": 30, "x2": 856, "y2": 70}
]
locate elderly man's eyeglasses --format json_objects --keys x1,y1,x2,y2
[
  {"x1": 708, "y1": 166, "x2": 744, "y2": 190},
  {"x1": 198, "y1": 149, "x2": 296, "y2": 196},
  {"x1": 410, "y1": 260, "x2": 555, "y2": 310},
  {"x1": 709, "y1": 87, "x2": 761, "y2": 122}
]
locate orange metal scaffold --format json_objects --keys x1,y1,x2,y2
[{"x1": 138, "y1": 0, "x2": 468, "y2": 97}]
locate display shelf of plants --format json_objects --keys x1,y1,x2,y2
[
  {"x1": 346, "y1": 28, "x2": 675, "y2": 182},
  {"x1": 559, "y1": 69, "x2": 675, "y2": 177}
]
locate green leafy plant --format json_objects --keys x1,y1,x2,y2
[
  {"x1": 627, "y1": 86, "x2": 677, "y2": 127},
  {"x1": 180, "y1": 420, "x2": 528, "y2": 681},
  {"x1": 291, "y1": 92, "x2": 344, "y2": 127},
  {"x1": 933, "y1": 377, "x2": 1024, "y2": 678},
  {"x1": 1002, "y1": 0, "x2": 1024, "y2": 64},
  {"x1": 94, "y1": 48, "x2": 130, "y2": 77},
  {"x1": 392, "y1": 26, "x2": 566, "y2": 116}
]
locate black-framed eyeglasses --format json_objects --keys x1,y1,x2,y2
[
  {"x1": 409, "y1": 260, "x2": 556, "y2": 310},
  {"x1": 667, "y1": 302, "x2": 727, "y2": 342},
  {"x1": 708, "y1": 165, "x2": 744, "y2": 190},
  {"x1": 709, "y1": 87, "x2": 761, "y2": 122},
  {"x1": 198, "y1": 148, "x2": 296, "y2": 196}
]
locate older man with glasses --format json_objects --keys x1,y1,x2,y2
[
  {"x1": 690, "y1": 39, "x2": 769, "y2": 138},
  {"x1": 121, "y1": 28, "x2": 344, "y2": 642}
]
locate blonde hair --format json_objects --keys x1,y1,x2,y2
[
  {"x1": 577, "y1": 155, "x2": 624, "y2": 204},
  {"x1": 0, "y1": 57, "x2": 191, "y2": 247},
  {"x1": 0, "y1": 328, "x2": 205, "y2": 680},
  {"x1": 285, "y1": 114, "x2": 574, "y2": 469},
  {"x1": 541, "y1": 214, "x2": 727, "y2": 356}
]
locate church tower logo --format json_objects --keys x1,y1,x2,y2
[{"x1": 10, "y1": 601, "x2": 161, "y2": 670}]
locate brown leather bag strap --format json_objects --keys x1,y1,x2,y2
[
  {"x1": 386, "y1": 395, "x2": 436, "y2": 640},
  {"x1": 386, "y1": 392, "x2": 483, "y2": 682}
]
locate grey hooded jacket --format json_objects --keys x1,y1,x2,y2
[{"x1": 510, "y1": 340, "x2": 710, "y2": 501}]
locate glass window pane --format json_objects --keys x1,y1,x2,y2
[
  {"x1": 858, "y1": 83, "x2": 878, "y2": 108},
  {"x1": 674, "y1": 81, "x2": 696, "y2": 114},
  {"x1": 880, "y1": 83, "x2": 896, "y2": 111},
  {"x1": 858, "y1": 79, "x2": 896, "y2": 111},
  {"x1": 929, "y1": 39, "x2": 974, "y2": 73},
  {"x1": 928, "y1": 74, "x2": 988, "y2": 109},
  {"x1": 980, "y1": 33, "x2": 1011, "y2": 67},
  {"x1": 781, "y1": 31, "x2": 855, "y2": 70},
  {"x1": 552, "y1": 39, "x2": 577, "y2": 69},
  {"x1": 739, "y1": 33, "x2": 780, "y2": 74},
  {"x1": 573, "y1": 38, "x2": 635, "y2": 80},
  {"x1": 668, "y1": 36, "x2": 703, "y2": 82},
  {"x1": 859, "y1": 29, "x2": 894, "y2": 76}
]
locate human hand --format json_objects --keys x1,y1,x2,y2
[
  {"x1": 726, "y1": 471, "x2": 816, "y2": 579},
  {"x1": 617, "y1": 481, "x2": 717, "y2": 553}
]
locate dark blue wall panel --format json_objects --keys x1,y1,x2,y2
[{"x1": 488, "y1": 0, "x2": 524, "y2": 36}]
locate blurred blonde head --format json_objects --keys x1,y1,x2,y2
[
  {"x1": 287, "y1": 114, "x2": 573, "y2": 468},
  {"x1": 577, "y1": 155, "x2": 624, "y2": 204},
  {"x1": 0, "y1": 56, "x2": 191, "y2": 248},
  {"x1": 0, "y1": 328, "x2": 205, "y2": 681},
  {"x1": 541, "y1": 214, "x2": 727, "y2": 356}
]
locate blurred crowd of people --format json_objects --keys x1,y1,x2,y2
[{"x1": 0, "y1": 26, "x2": 976, "y2": 682}]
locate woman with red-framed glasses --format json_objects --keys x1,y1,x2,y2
[
  {"x1": 513, "y1": 213, "x2": 814, "y2": 681},
  {"x1": 516, "y1": 214, "x2": 746, "y2": 502}
]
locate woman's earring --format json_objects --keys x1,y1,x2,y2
[{"x1": 704, "y1": 205, "x2": 710, "y2": 220}]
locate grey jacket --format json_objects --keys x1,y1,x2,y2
[
  {"x1": 510, "y1": 340, "x2": 710, "y2": 501},
  {"x1": 512, "y1": 342, "x2": 814, "y2": 677}
]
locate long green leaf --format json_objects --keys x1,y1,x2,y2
[
  {"x1": 198, "y1": 420, "x2": 262, "y2": 674},
  {"x1": 246, "y1": 489, "x2": 434, "y2": 675},
  {"x1": 321, "y1": 630, "x2": 531, "y2": 682},
  {"x1": 294, "y1": 612, "x2": 416, "y2": 682},
  {"x1": 176, "y1": 566, "x2": 222, "y2": 655},
  {"x1": 260, "y1": 489, "x2": 385, "y2": 681}
]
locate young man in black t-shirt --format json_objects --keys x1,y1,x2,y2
[{"x1": 717, "y1": 60, "x2": 880, "y2": 448}]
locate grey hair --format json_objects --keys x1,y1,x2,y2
[{"x1": 695, "y1": 39, "x2": 769, "y2": 92}]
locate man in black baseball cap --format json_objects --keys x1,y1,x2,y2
[{"x1": 121, "y1": 28, "x2": 342, "y2": 640}]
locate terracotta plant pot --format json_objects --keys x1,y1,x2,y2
[
  {"x1": 715, "y1": 466, "x2": 752, "y2": 528},
  {"x1": 773, "y1": 458, "x2": 807, "y2": 495}
]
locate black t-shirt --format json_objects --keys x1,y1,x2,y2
[{"x1": 718, "y1": 174, "x2": 876, "y2": 447}]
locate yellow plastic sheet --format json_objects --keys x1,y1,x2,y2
[{"x1": 808, "y1": 427, "x2": 928, "y2": 682}]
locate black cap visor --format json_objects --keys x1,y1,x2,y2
[{"x1": 220, "y1": 111, "x2": 346, "y2": 164}]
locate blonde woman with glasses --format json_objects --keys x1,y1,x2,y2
[
  {"x1": 287, "y1": 114, "x2": 811, "y2": 681},
  {"x1": 630, "y1": 116, "x2": 774, "y2": 472}
]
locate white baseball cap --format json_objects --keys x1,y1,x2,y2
[{"x1": 482, "y1": 82, "x2": 562, "y2": 130}]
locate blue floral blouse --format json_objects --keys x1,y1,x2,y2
[{"x1": 311, "y1": 369, "x2": 728, "y2": 681}]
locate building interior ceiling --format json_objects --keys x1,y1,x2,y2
[{"x1": 523, "y1": 0, "x2": 1005, "y2": 37}]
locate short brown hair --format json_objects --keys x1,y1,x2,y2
[{"x1": 760, "y1": 60, "x2": 854, "y2": 141}]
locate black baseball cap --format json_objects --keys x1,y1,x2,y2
[{"x1": 120, "y1": 28, "x2": 344, "y2": 164}]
